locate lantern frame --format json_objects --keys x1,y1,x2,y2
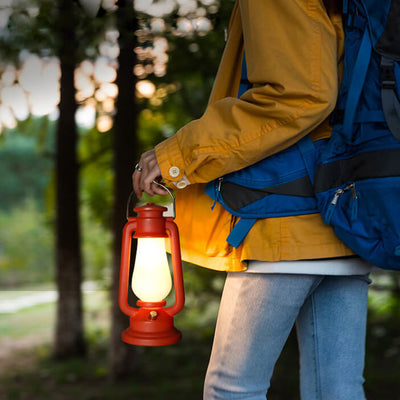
[{"x1": 118, "y1": 197, "x2": 184, "y2": 347}]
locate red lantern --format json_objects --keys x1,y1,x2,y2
[{"x1": 118, "y1": 198, "x2": 185, "y2": 347}]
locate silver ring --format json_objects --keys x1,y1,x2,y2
[{"x1": 135, "y1": 163, "x2": 143, "y2": 172}]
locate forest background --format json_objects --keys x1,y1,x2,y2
[{"x1": 0, "y1": 1, "x2": 400, "y2": 399}]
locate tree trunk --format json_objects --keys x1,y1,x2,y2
[
  {"x1": 54, "y1": 0, "x2": 86, "y2": 359},
  {"x1": 109, "y1": 0, "x2": 140, "y2": 380}
]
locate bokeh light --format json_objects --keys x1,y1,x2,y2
[
  {"x1": 0, "y1": 0, "x2": 220, "y2": 133},
  {"x1": 96, "y1": 114, "x2": 113, "y2": 132},
  {"x1": 136, "y1": 80, "x2": 156, "y2": 98}
]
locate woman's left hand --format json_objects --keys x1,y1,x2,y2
[{"x1": 132, "y1": 149, "x2": 168, "y2": 199}]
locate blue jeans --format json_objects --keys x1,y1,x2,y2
[{"x1": 203, "y1": 272, "x2": 370, "y2": 400}]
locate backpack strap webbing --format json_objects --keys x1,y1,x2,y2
[
  {"x1": 226, "y1": 218, "x2": 257, "y2": 248},
  {"x1": 314, "y1": 147, "x2": 400, "y2": 193},
  {"x1": 220, "y1": 176, "x2": 314, "y2": 212},
  {"x1": 343, "y1": 28, "x2": 373, "y2": 138},
  {"x1": 296, "y1": 135, "x2": 316, "y2": 184}
]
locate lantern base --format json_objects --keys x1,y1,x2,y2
[
  {"x1": 122, "y1": 302, "x2": 182, "y2": 347},
  {"x1": 122, "y1": 326, "x2": 182, "y2": 347}
]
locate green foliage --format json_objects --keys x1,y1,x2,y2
[
  {"x1": 0, "y1": 199, "x2": 112, "y2": 287},
  {"x1": 81, "y1": 204, "x2": 112, "y2": 283},
  {"x1": 81, "y1": 166, "x2": 114, "y2": 228},
  {"x1": 79, "y1": 126, "x2": 113, "y2": 227},
  {"x1": 0, "y1": 131, "x2": 53, "y2": 211},
  {"x1": 0, "y1": 199, "x2": 54, "y2": 287},
  {"x1": 0, "y1": 124, "x2": 113, "y2": 287},
  {"x1": 11, "y1": 115, "x2": 57, "y2": 150}
]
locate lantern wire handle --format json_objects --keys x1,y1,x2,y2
[{"x1": 126, "y1": 181, "x2": 176, "y2": 221}]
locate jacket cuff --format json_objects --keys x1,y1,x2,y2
[{"x1": 155, "y1": 135, "x2": 190, "y2": 188}]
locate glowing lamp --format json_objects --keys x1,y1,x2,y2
[{"x1": 118, "y1": 202, "x2": 185, "y2": 346}]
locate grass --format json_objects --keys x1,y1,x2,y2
[
  {"x1": 0, "y1": 290, "x2": 109, "y2": 339},
  {"x1": 0, "y1": 302, "x2": 55, "y2": 338}
]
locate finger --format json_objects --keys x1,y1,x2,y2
[
  {"x1": 151, "y1": 181, "x2": 170, "y2": 196},
  {"x1": 132, "y1": 170, "x2": 142, "y2": 199},
  {"x1": 142, "y1": 168, "x2": 162, "y2": 196},
  {"x1": 135, "y1": 149, "x2": 167, "y2": 197},
  {"x1": 140, "y1": 150, "x2": 156, "y2": 169},
  {"x1": 139, "y1": 151, "x2": 162, "y2": 196},
  {"x1": 134, "y1": 153, "x2": 151, "y2": 197}
]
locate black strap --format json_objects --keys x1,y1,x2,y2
[
  {"x1": 375, "y1": 0, "x2": 400, "y2": 61},
  {"x1": 380, "y1": 57, "x2": 400, "y2": 142},
  {"x1": 314, "y1": 147, "x2": 400, "y2": 193},
  {"x1": 220, "y1": 176, "x2": 314, "y2": 211}
]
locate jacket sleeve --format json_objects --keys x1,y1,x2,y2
[{"x1": 155, "y1": 0, "x2": 339, "y2": 186}]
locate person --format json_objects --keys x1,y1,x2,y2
[{"x1": 132, "y1": 1, "x2": 373, "y2": 399}]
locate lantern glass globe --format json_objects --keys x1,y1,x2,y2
[{"x1": 131, "y1": 237, "x2": 172, "y2": 302}]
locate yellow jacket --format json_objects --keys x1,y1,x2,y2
[{"x1": 155, "y1": 0, "x2": 354, "y2": 272}]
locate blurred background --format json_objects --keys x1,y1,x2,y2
[{"x1": 0, "y1": 1, "x2": 399, "y2": 399}]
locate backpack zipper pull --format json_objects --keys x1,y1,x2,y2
[
  {"x1": 217, "y1": 177, "x2": 223, "y2": 191},
  {"x1": 350, "y1": 183, "x2": 358, "y2": 221},
  {"x1": 325, "y1": 188, "x2": 344, "y2": 224},
  {"x1": 211, "y1": 177, "x2": 224, "y2": 210},
  {"x1": 325, "y1": 183, "x2": 358, "y2": 224}
]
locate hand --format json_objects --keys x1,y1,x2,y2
[{"x1": 132, "y1": 149, "x2": 168, "y2": 198}]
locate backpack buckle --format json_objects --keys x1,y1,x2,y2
[{"x1": 380, "y1": 60, "x2": 396, "y2": 90}]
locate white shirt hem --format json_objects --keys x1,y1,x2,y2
[{"x1": 246, "y1": 257, "x2": 375, "y2": 275}]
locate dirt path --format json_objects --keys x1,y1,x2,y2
[{"x1": 0, "y1": 336, "x2": 50, "y2": 374}]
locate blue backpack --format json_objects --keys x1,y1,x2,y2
[{"x1": 205, "y1": 0, "x2": 400, "y2": 270}]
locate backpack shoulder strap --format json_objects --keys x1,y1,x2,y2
[
  {"x1": 343, "y1": 28, "x2": 373, "y2": 137},
  {"x1": 296, "y1": 135, "x2": 316, "y2": 184}
]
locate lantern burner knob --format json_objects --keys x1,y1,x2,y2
[{"x1": 149, "y1": 311, "x2": 158, "y2": 320}]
